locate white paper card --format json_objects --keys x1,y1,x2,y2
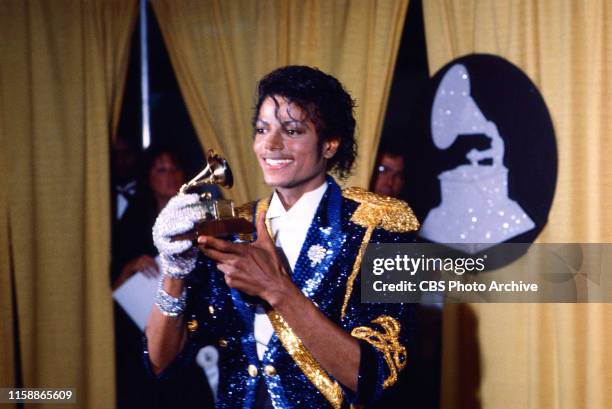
[{"x1": 113, "y1": 266, "x2": 159, "y2": 332}]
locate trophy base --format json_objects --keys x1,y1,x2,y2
[{"x1": 171, "y1": 217, "x2": 255, "y2": 242}]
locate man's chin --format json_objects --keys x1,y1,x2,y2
[{"x1": 262, "y1": 175, "x2": 287, "y2": 188}]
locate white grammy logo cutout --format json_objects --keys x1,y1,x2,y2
[{"x1": 419, "y1": 64, "x2": 535, "y2": 253}]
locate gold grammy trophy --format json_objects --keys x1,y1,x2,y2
[{"x1": 171, "y1": 150, "x2": 255, "y2": 242}]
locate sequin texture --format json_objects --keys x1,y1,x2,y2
[{"x1": 142, "y1": 176, "x2": 419, "y2": 408}]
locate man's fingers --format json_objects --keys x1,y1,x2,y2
[
  {"x1": 217, "y1": 263, "x2": 235, "y2": 276},
  {"x1": 142, "y1": 256, "x2": 159, "y2": 270},
  {"x1": 200, "y1": 245, "x2": 236, "y2": 263},
  {"x1": 218, "y1": 263, "x2": 240, "y2": 285},
  {"x1": 143, "y1": 267, "x2": 157, "y2": 278},
  {"x1": 198, "y1": 235, "x2": 246, "y2": 255},
  {"x1": 218, "y1": 265, "x2": 255, "y2": 294},
  {"x1": 161, "y1": 239, "x2": 193, "y2": 256},
  {"x1": 142, "y1": 258, "x2": 160, "y2": 278},
  {"x1": 200, "y1": 244, "x2": 249, "y2": 274},
  {"x1": 165, "y1": 193, "x2": 200, "y2": 211}
]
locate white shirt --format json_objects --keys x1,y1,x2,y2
[
  {"x1": 253, "y1": 181, "x2": 328, "y2": 360},
  {"x1": 115, "y1": 180, "x2": 136, "y2": 220}
]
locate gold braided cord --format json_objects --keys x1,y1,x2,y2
[
  {"x1": 350, "y1": 316, "x2": 407, "y2": 389},
  {"x1": 340, "y1": 187, "x2": 419, "y2": 320},
  {"x1": 267, "y1": 310, "x2": 344, "y2": 409},
  {"x1": 340, "y1": 226, "x2": 374, "y2": 320},
  {"x1": 342, "y1": 187, "x2": 420, "y2": 233},
  {"x1": 259, "y1": 195, "x2": 342, "y2": 408}
]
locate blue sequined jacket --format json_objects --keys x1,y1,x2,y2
[{"x1": 144, "y1": 177, "x2": 419, "y2": 409}]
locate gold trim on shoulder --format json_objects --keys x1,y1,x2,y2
[
  {"x1": 350, "y1": 315, "x2": 407, "y2": 389},
  {"x1": 340, "y1": 188, "x2": 419, "y2": 319},
  {"x1": 342, "y1": 187, "x2": 419, "y2": 233},
  {"x1": 267, "y1": 310, "x2": 344, "y2": 409}
]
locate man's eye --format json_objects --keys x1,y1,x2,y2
[
  {"x1": 255, "y1": 128, "x2": 266, "y2": 134},
  {"x1": 285, "y1": 129, "x2": 302, "y2": 136}
]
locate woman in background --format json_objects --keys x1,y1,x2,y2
[
  {"x1": 112, "y1": 146, "x2": 186, "y2": 289},
  {"x1": 112, "y1": 145, "x2": 214, "y2": 409}
]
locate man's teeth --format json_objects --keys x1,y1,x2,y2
[{"x1": 265, "y1": 158, "x2": 293, "y2": 166}]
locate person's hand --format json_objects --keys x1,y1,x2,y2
[
  {"x1": 152, "y1": 193, "x2": 204, "y2": 278},
  {"x1": 124, "y1": 255, "x2": 160, "y2": 279},
  {"x1": 197, "y1": 212, "x2": 294, "y2": 306},
  {"x1": 113, "y1": 254, "x2": 160, "y2": 290}
]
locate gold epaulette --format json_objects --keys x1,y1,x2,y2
[{"x1": 342, "y1": 187, "x2": 419, "y2": 233}]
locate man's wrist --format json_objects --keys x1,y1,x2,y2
[
  {"x1": 162, "y1": 275, "x2": 185, "y2": 298},
  {"x1": 265, "y1": 275, "x2": 300, "y2": 309}
]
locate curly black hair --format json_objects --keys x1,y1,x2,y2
[{"x1": 253, "y1": 65, "x2": 357, "y2": 179}]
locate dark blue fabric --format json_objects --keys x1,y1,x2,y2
[{"x1": 144, "y1": 177, "x2": 417, "y2": 408}]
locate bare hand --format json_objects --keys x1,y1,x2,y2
[
  {"x1": 124, "y1": 254, "x2": 160, "y2": 279},
  {"x1": 198, "y1": 212, "x2": 293, "y2": 305}
]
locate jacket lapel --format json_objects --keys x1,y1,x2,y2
[
  {"x1": 291, "y1": 177, "x2": 347, "y2": 298},
  {"x1": 263, "y1": 177, "x2": 347, "y2": 356}
]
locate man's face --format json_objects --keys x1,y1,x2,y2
[
  {"x1": 253, "y1": 96, "x2": 338, "y2": 198},
  {"x1": 373, "y1": 153, "x2": 405, "y2": 198},
  {"x1": 112, "y1": 139, "x2": 137, "y2": 184}
]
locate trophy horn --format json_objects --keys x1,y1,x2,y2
[{"x1": 179, "y1": 149, "x2": 234, "y2": 194}]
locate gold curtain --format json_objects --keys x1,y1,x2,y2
[
  {"x1": 0, "y1": 1, "x2": 138, "y2": 408},
  {"x1": 151, "y1": 0, "x2": 408, "y2": 204},
  {"x1": 422, "y1": 1, "x2": 612, "y2": 408},
  {"x1": 0, "y1": 91, "x2": 16, "y2": 389}
]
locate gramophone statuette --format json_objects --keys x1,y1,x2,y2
[{"x1": 171, "y1": 150, "x2": 255, "y2": 242}]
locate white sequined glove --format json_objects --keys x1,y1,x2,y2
[{"x1": 152, "y1": 193, "x2": 206, "y2": 279}]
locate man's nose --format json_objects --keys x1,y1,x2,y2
[
  {"x1": 264, "y1": 129, "x2": 284, "y2": 150},
  {"x1": 382, "y1": 175, "x2": 393, "y2": 186}
]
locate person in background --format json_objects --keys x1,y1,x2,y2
[
  {"x1": 111, "y1": 137, "x2": 140, "y2": 221},
  {"x1": 368, "y1": 144, "x2": 442, "y2": 409},
  {"x1": 370, "y1": 147, "x2": 407, "y2": 198},
  {"x1": 112, "y1": 146, "x2": 185, "y2": 289},
  {"x1": 112, "y1": 145, "x2": 214, "y2": 409}
]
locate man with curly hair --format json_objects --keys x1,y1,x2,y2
[{"x1": 145, "y1": 66, "x2": 419, "y2": 409}]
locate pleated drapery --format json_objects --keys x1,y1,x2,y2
[
  {"x1": 422, "y1": 1, "x2": 612, "y2": 408},
  {"x1": 151, "y1": 0, "x2": 409, "y2": 204},
  {"x1": 0, "y1": 1, "x2": 138, "y2": 408}
]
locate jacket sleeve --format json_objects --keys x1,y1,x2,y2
[
  {"x1": 339, "y1": 229, "x2": 417, "y2": 406},
  {"x1": 142, "y1": 256, "x2": 220, "y2": 380}
]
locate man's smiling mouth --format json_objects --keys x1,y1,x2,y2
[{"x1": 264, "y1": 158, "x2": 294, "y2": 168}]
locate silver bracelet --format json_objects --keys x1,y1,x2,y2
[{"x1": 155, "y1": 279, "x2": 187, "y2": 317}]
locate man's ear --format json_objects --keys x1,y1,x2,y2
[{"x1": 322, "y1": 138, "x2": 340, "y2": 159}]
